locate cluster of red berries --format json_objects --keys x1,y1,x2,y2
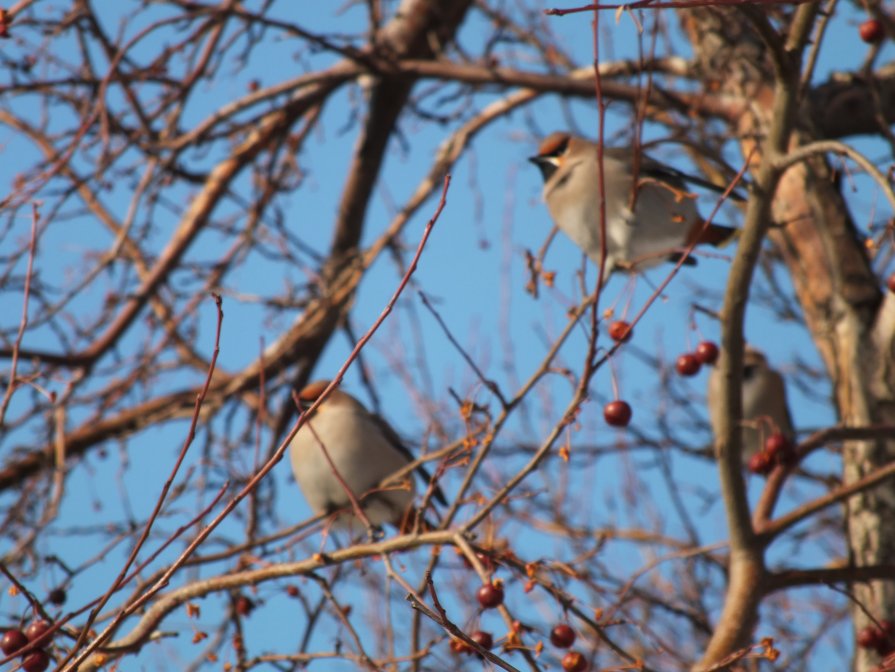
[
  {"x1": 449, "y1": 580, "x2": 509, "y2": 657},
  {"x1": 747, "y1": 432, "x2": 795, "y2": 475},
  {"x1": 449, "y1": 566, "x2": 509, "y2": 656},
  {"x1": 1, "y1": 620, "x2": 53, "y2": 672},
  {"x1": 858, "y1": 620, "x2": 895, "y2": 657},
  {"x1": 676, "y1": 341, "x2": 720, "y2": 377},
  {"x1": 550, "y1": 624, "x2": 587, "y2": 671},
  {"x1": 609, "y1": 322, "x2": 729, "y2": 377},
  {"x1": 602, "y1": 340, "x2": 719, "y2": 428}
]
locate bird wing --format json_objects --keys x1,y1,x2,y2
[
  {"x1": 631, "y1": 152, "x2": 747, "y2": 201},
  {"x1": 768, "y1": 370, "x2": 796, "y2": 438},
  {"x1": 367, "y1": 411, "x2": 448, "y2": 506}
]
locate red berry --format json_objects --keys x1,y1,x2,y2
[
  {"x1": 550, "y1": 623, "x2": 576, "y2": 648},
  {"x1": 22, "y1": 650, "x2": 50, "y2": 672},
  {"x1": 477, "y1": 582, "x2": 504, "y2": 609},
  {"x1": 748, "y1": 451, "x2": 774, "y2": 476},
  {"x1": 859, "y1": 624, "x2": 883, "y2": 649},
  {"x1": 285, "y1": 585, "x2": 299, "y2": 597},
  {"x1": 860, "y1": 18, "x2": 884, "y2": 43},
  {"x1": 234, "y1": 595, "x2": 254, "y2": 616},
  {"x1": 695, "y1": 341, "x2": 720, "y2": 365},
  {"x1": 607, "y1": 320, "x2": 633, "y2": 343},
  {"x1": 24, "y1": 620, "x2": 51, "y2": 644},
  {"x1": 1, "y1": 629, "x2": 27, "y2": 655},
  {"x1": 764, "y1": 433, "x2": 794, "y2": 464},
  {"x1": 675, "y1": 353, "x2": 701, "y2": 377},
  {"x1": 887, "y1": 273, "x2": 895, "y2": 294},
  {"x1": 603, "y1": 400, "x2": 632, "y2": 427},
  {"x1": 48, "y1": 588, "x2": 66, "y2": 606},
  {"x1": 471, "y1": 630, "x2": 493, "y2": 650},
  {"x1": 450, "y1": 638, "x2": 472, "y2": 655},
  {"x1": 562, "y1": 650, "x2": 588, "y2": 672}
]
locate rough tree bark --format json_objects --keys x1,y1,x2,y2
[{"x1": 683, "y1": 6, "x2": 895, "y2": 670}]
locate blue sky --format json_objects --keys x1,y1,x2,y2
[{"x1": 0, "y1": 2, "x2": 889, "y2": 669}]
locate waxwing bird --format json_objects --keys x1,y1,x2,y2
[
  {"x1": 707, "y1": 347, "x2": 795, "y2": 459},
  {"x1": 529, "y1": 132, "x2": 739, "y2": 275},
  {"x1": 289, "y1": 380, "x2": 446, "y2": 529}
]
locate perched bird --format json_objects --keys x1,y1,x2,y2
[
  {"x1": 529, "y1": 132, "x2": 739, "y2": 275},
  {"x1": 289, "y1": 380, "x2": 446, "y2": 529},
  {"x1": 707, "y1": 347, "x2": 795, "y2": 459}
]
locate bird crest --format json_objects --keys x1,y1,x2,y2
[
  {"x1": 297, "y1": 380, "x2": 334, "y2": 410},
  {"x1": 536, "y1": 131, "x2": 571, "y2": 159}
]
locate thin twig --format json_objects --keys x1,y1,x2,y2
[{"x1": 0, "y1": 203, "x2": 39, "y2": 426}]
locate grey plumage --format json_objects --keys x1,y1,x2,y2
[
  {"x1": 707, "y1": 347, "x2": 795, "y2": 459},
  {"x1": 530, "y1": 132, "x2": 738, "y2": 275},
  {"x1": 289, "y1": 380, "x2": 445, "y2": 528}
]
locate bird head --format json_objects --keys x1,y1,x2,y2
[
  {"x1": 742, "y1": 347, "x2": 769, "y2": 381},
  {"x1": 529, "y1": 132, "x2": 573, "y2": 182},
  {"x1": 297, "y1": 380, "x2": 364, "y2": 417},
  {"x1": 297, "y1": 380, "x2": 336, "y2": 413}
]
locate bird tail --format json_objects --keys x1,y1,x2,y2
[{"x1": 696, "y1": 223, "x2": 739, "y2": 248}]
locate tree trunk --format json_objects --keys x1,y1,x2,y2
[{"x1": 683, "y1": 7, "x2": 895, "y2": 670}]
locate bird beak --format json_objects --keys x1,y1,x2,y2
[{"x1": 529, "y1": 155, "x2": 558, "y2": 181}]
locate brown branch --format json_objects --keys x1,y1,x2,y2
[
  {"x1": 59, "y1": 294, "x2": 225, "y2": 667},
  {"x1": 757, "y1": 458, "x2": 895, "y2": 542},
  {"x1": 77, "y1": 100, "x2": 313, "y2": 365},
  {"x1": 689, "y1": 0, "x2": 821, "y2": 666},
  {"x1": 766, "y1": 563, "x2": 895, "y2": 593},
  {"x1": 65, "y1": 174, "x2": 452, "y2": 671},
  {"x1": 0, "y1": 203, "x2": 39, "y2": 426},
  {"x1": 76, "y1": 530, "x2": 457, "y2": 670}
]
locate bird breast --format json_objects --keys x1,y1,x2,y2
[{"x1": 289, "y1": 405, "x2": 416, "y2": 517}]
